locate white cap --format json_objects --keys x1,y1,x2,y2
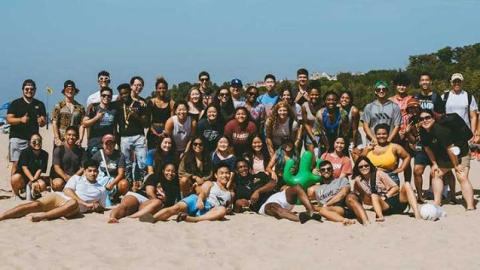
[{"x1": 450, "y1": 73, "x2": 464, "y2": 82}]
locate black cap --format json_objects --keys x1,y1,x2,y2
[{"x1": 62, "y1": 80, "x2": 79, "y2": 94}]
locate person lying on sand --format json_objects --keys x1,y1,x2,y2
[
  {"x1": 258, "y1": 185, "x2": 322, "y2": 224},
  {"x1": 0, "y1": 159, "x2": 107, "y2": 222},
  {"x1": 108, "y1": 163, "x2": 180, "y2": 223},
  {"x1": 308, "y1": 160, "x2": 356, "y2": 225},
  {"x1": 140, "y1": 162, "x2": 233, "y2": 223}
]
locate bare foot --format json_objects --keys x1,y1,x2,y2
[
  {"x1": 28, "y1": 213, "x2": 47, "y2": 222},
  {"x1": 107, "y1": 217, "x2": 119, "y2": 224},
  {"x1": 375, "y1": 217, "x2": 385, "y2": 222},
  {"x1": 342, "y1": 219, "x2": 356, "y2": 226},
  {"x1": 139, "y1": 213, "x2": 156, "y2": 223}
]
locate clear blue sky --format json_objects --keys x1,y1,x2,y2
[{"x1": 1, "y1": 0, "x2": 479, "y2": 108}]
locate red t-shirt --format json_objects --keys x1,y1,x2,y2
[
  {"x1": 321, "y1": 152, "x2": 352, "y2": 178},
  {"x1": 224, "y1": 120, "x2": 257, "y2": 154}
]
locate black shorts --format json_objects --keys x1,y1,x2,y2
[{"x1": 385, "y1": 195, "x2": 408, "y2": 215}]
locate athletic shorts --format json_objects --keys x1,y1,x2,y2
[
  {"x1": 37, "y1": 192, "x2": 79, "y2": 214},
  {"x1": 9, "y1": 138, "x2": 28, "y2": 162},
  {"x1": 414, "y1": 150, "x2": 432, "y2": 166},
  {"x1": 258, "y1": 190, "x2": 294, "y2": 215},
  {"x1": 125, "y1": 191, "x2": 149, "y2": 204},
  {"x1": 181, "y1": 194, "x2": 214, "y2": 216},
  {"x1": 384, "y1": 195, "x2": 408, "y2": 215}
]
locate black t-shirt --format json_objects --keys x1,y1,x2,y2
[
  {"x1": 116, "y1": 99, "x2": 147, "y2": 137},
  {"x1": 7, "y1": 98, "x2": 47, "y2": 140},
  {"x1": 16, "y1": 147, "x2": 48, "y2": 176},
  {"x1": 87, "y1": 103, "x2": 119, "y2": 140},
  {"x1": 52, "y1": 145, "x2": 86, "y2": 176},
  {"x1": 415, "y1": 92, "x2": 445, "y2": 114},
  {"x1": 420, "y1": 123, "x2": 469, "y2": 162},
  {"x1": 197, "y1": 118, "x2": 224, "y2": 153},
  {"x1": 137, "y1": 173, "x2": 180, "y2": 207}
]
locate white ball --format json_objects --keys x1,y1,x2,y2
[{"x1": 420, "y1": 204, "x2": 445, "y2": 221}]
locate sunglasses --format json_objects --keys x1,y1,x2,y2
[
  {"x1": 31, "y1": 139, "x2": 42, "y2": 145},
  {"x1": 319, "y1": 167, "x2": 333, "y2": 172},
  {"x1": 375, "y1": 88, "x2": 387, "y2": 92},
  {"x1": 193, "y1": 142, "x2": 203, "y2": 147},
  {"x1": 358, "y1": 164, "x2": 370, "y2": 169},
  {"x1": 219, "y1": 93, "x2": 229, "y2": 97},
  {"x1": 101, "y1": 94, "x2": 112, "y2": 98},
  {"x1": 200, "y1": 78, "x2": 209, "y2": 82},
  {"x1": 419, "y1": 115, "x2": 432, "y2": 122},
  {"x1": 24, "y1": 88, "x2": 36, "y2": 92},
  {"x1": 99, "y1": 77, "x2": 110, "y2": 82}
]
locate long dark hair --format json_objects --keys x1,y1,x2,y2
[
  {"x1": 352, "y1": 156, "x2": 378, "y2": 194},
  {"x1": 242, "y1": 134, "x2": 270, "y2": 169},
  {"x1": 213, "y1": 88, "x2": 235, "y2": 121},
  {"x1": 154, "y1": 134, "x2": 177, "y2": 173},
  {"x1": 182, "y1": 136, "x2": 212, "y2": 176}
]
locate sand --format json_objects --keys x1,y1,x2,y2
[{"x1": 0, "y1": 128, "x2": 479, "y2": 270}]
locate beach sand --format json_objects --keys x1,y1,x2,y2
[{"x1": 0, "y1": 128, "x2": 479, "y2": 270}]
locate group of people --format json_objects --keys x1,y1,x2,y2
[{"x1": 1, "y1": 68, "x2": 478, "y2": 225}]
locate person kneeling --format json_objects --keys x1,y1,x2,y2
[
  {"x1": 307, "y1": 160, "x2": 356, "y2": 225},
  {"x1": 140, "y1": 162, "x2": 233, "y2": 223},
  {"x1": 258, "y1": 184, "x2": 321, "y2": 224},
  {"x1": 0, "y1": 159, "x2": 107, "y2": 222},
  {"x1": 108, "y1": 163, "x2": 180, "y2": 223}
]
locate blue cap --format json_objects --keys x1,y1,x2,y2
[{"x1": 231, "y1": 78, "x2": 242, "y2": 87}]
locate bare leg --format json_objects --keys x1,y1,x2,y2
[
  {"x1": 345, "y1": 193, "x2": 369, "y2": 225},
  {"x1": 404, "y1": 163, "x2": 412, "y2": 183},
  {"x1": 414, "y1": 164, "x2": 425, "y2": 202},
  {"x1": 315, "y1": 206, "x2": 355, "y2": 225},
  {"x1": 10, "y1": 162, "x2": 18, "y2": 176},
  {"x1": 286, "y1": 185, "x2": 314, "y2": 214},
  {"x1": 51, "y1": 178, "x2": 65, "y2": 192},
  {"x1": 399, "y1": 182, "x2": 421, "y2": 218},
  {"x1": 0, "y1": 201, "x2": 43, "y2": 220},
  {"x1": 455, "y1": 167, "x2": 475, "y2": 210},
  {"x1": 11, "y1": 174, "x2": 25, "y2": 197},
  {"x1": 444, "y1": 170, "x2": 457, "y2": 203},
  {"x1": 371, "y1": 194, "x2": 389, "y2": 222},
  {"x1": 179, "y1": 176, "x2": 193, "y2": 198},
  {"x1": 149, "y1": 202, "x2": 188, "y2": 222},
  {"x1": 28, "y1": 200, "x2": 79, "y2": 222},
  {"x1": 264, "y1": 203, "x2": 299, "y2": 222},
  {"x1": 108, "y1": 195, "x2": 140, "y2": 223},
  {"x1": 234, "y1": 199, "x2": 250, "y2": 213},
  {"x1": 183, "y1": 206, "x2": 227, "y2": 223},
  {"x1": 129, "y1": 199, "x2": 163, "y2": 218},
  {"x1": 432, "y1": 170, "x2": 446, "y2": 206},
  {"x1": 307, "y1": 185, "x2": 318, "y2": 200}
]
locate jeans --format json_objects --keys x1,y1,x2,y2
[{"x1": 120, "y1": 135, "x2": 147, "y2": 181}]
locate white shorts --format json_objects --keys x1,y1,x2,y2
[
  {"x1": 258, "y1": 190, "x2": 294, "y2": 215},
  {"x1": 125, "y1": 191, "x2": 149, "y2": 204}
]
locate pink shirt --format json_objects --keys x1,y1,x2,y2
[
  {"x1": 321, "y1": 152, "x2": 352, "y2": 178},
  {"x1": 389, "y1": 95, "x2": 413, "y2": 132}
]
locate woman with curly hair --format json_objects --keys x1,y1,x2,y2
[{"x1": 265, "y1": 101, "x2": 301, "y2": 157}]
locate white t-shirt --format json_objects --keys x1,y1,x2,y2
[
  {"x1": 63, "y1": 175, "x2": 107, "y2": 213},
  {"x1": 86, "y1": 91, "x2": 118, "y2": 108},
  {"x1": 442, "y1": 90, "x2": 478, "y2": 128}
]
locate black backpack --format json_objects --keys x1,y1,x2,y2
[{"x1": 437, "y1": 113, "x2": 473, "y2": 142}]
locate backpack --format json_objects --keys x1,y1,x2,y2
[{"x1": 437, "y1": 113, "x2": 473, "y2": 142}]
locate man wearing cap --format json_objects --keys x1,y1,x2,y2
[
  {"x1": 86, "y1": 70, "x2": 118, "y2": 108},
  {"x1": 7, "y1": 79, "x2": 47, "y2": 175},
  {"x1": 52, "y1": 80, "x2": 86, "y2": 147},
  {"x1": 91, "y1": 134, "x2": 128, "y2": 205},
  {"x1": 230, "y1": 78, "x2": 245, "y2": 108},
  {"x1": 442, "y1": 73, "x2": 478, "y2": 139},
  {"x1": 361, "y1": 80, "x2": 402, "y2": 145},
  {"x1": 82, "y1": 87, "x2": 119, "y2": 157}
]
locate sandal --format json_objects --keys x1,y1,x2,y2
[
  {"x1": 176, "y1": 212, "x2": 188, "y2": 222},
  {"x1": 299, "y1": 212, "x2": 311, "y2": 224}
]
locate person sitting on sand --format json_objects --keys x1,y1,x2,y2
[
  {"x1": 234, "y1": 159, "x2": 276, "y2": 213},
  {"x1": 108, "y1": 163, "x2": 180, "y2": 223},
  {"x1": 140, "y1": 162, "x2": 233, "y2": 223},
  {"x1": 352, "y1": 156, "x2": 421, "y2": 222},
  {"x1": 0, "y1": 159, "x2": 107, "y2": 222},
  {"x1": 258, "y1": 184, "x2": 321, "y2": 224},
  {"x1": 307, "y1": 160, "x2": 356, "y2": 225}
]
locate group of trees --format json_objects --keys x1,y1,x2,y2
[{"x1": 156, "y1": 43, "x2": 480, "y2": 110}]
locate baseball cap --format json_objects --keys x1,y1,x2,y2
[
  {"x1": 406, "y1": 98, "x2": 420, "y2": 108},
  {"x1": 374, "y1": 80, "x2": 389, "y2": 89},
  {"x1": 231, "y1": 79, "x2": 243, "y2": 87},
  {"x1": 450, "y1": 73, "x2": 464, "y2": 82},
  {"x1": 102, "y1": 134, "x2": 115, "y2": 144}
]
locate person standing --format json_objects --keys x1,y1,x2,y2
[
  {"x1": 230, "y1": 78, "x2": 245, "y2": 108},
  {"x1": 86, "y1": 70, "x2": 118, "y2": 107},
  {"x1": 257, "y1": 74, "x2": 279, "y2": 117},
  {"x1": 293, "y1": 68, "x2": 310, "y2": 105},
  {"x1": 7, "y1": 79, "x2": 47, "y2": 175},
  {"x1": 51, "y1": 80, "x2": 85, "y2": 147}
]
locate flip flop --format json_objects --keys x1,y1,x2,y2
[
  {"x1": 176, "y1": 212, "x2": 187, "y2": 222},
  {"x1": 311, "y1": 213, "x2": 323, "y2": 222},
  {"x1": 299, "y1": 212, "x2": 311, "y2": 224}
]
